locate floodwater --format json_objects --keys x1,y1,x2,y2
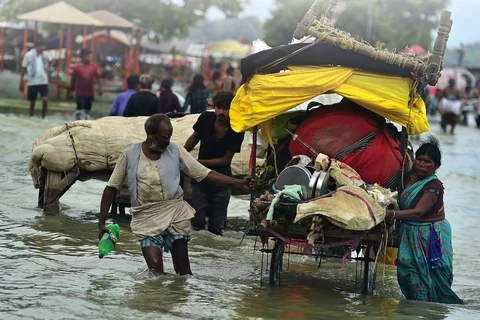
[{"x1": 0, "y1": 113, "x2": 479, "y2": 320}]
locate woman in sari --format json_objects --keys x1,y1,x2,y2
[{"x1": 386, "y1": 136, "x2": 463, "y2": 304}]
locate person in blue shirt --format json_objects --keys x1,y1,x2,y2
[{"x1": 109, "y1": 75, "x2": 140, "y2": 116}]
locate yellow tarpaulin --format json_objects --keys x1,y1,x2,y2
[{"x1": 230, "y1": 66, "x2": 428, "y2": 143}]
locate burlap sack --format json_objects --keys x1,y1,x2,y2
[{"x1": 29, "y1": 115, "x2": 260, "y2": 188}]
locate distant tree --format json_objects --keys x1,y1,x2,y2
[
  {"x1": 263, "y1": 0, "x2": 312, "y2": 47},
  {"x1": 189, "y1": 16, "x2": 263, "y2": 42},
  {"x1": 264, "y1": 0, "x2": 450, "y2": 49},
  {"x1": 0, "y1": 0, "x2": 245, "y2": 39}
]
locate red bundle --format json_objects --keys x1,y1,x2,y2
[{"x1": 289, "y1": 100, "x2": 403, "y2": 187}]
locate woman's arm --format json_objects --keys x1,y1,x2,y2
[
  {"x1": 386, "y1": 192, "x2": 438, "y2": 220},
  {"x1": 182, "y1": 93, "x2": 191, "y2": 113}
]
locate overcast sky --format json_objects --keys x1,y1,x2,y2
[{"x1": 208, "y1": 0, "x2": 479, "y2": 48}]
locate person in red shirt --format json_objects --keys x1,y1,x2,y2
[{"x1": 70, "y1": 48, "x2": 102, "y2": 119}]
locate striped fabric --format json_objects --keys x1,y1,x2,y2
[
  {"x1": 140, "y1": 231, "x2": 191, "y2": 253},
  {"x1": 333, "y1": 130, "x2": 378, "y2": 160}
]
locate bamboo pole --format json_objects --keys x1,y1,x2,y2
[
  {"x1": 0, "y1": 26, "x2": 5, "y2": 72},
  {"x1": 294, "y1": 3, "x2": 451, "y2": 87},
  {"x1": 66, "y1": 25, "x2": 72, "y2": 77},
  {"x1": 307, "y1": 28, "x2": 427, "y2": 72},
  {"x1": 124, "y1": 45, "x2": 130, "y2": 90},
  {"x1": 33, "y1": 21, "x2": 38, "y2": 43},
  {"x1": 82, "y1": 26, "x2": 87, "y2": 48},
  {"x1": 90, "y1": 27, "x2": 96, "y2": 63},
  {"x1": 250, "y1": 126, "x2": 258, "y2": 204},
  {"x1": 57, "y1": 29, "x2": 63, "y2": 77},
  {"x1": 133, "y1": 35, "x2": 141, "y2": 74}
]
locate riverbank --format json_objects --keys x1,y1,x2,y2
[{"x1": 0, "y1": 96, "x2": 113, "y2": 118}]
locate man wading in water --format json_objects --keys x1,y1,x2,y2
[
  {"x1": 440, "y1": 79, "x2": 462, "y2": 134},
  {"x1": 70, "y1": 48, "x2": 102, "y2": 120},
  {"x1": 184, "y1": 91, "x2": 245, "y2": 235},
  {"x1": 19, "y1": 40, "x2": 52, "y2": 119},
  {"x1": 98, "y1": 114, "x2": 252, "y2": 274}
]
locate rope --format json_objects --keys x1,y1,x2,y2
[
  {"x1": 401, "y1": 78, "x2": 418, "y2": 189},
  {"x1": 272, "y1": 146, "x2": 279, "y2": 177},
  {"x1": 65, "y1": 123, "x2": 80, "y2": 167},
  {"x1": 337, "y1": 189, "x2": 378, "y2": 225}
]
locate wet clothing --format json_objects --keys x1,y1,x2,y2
[
  {"x1": 140, "y1": 231, "x2": 190, "y2": 253},
  {"x1": 396, "y1": 174, "x2": 463, "y2": 304},
  {"x1": 183, "y1": 89, "x2": 209, "y2": 114},
  {"x1": 70, "y1": 63, "x2": 101, "y2": 97},
  {"x1": 22, "y1": 49, "x2": 51, "y2": 87},
  {"x1": 190, "y1": 111, "x2": 245, "y2": 235},
  {"x1": 27, "y1": 84, "x2": 48, "y2": 101},
  {"x1": 399, "y1": 175, "x2": 445, "y2": 221},
  {"x1": 76, "y1": 96, "x2": 93, "y2": 113},
  {"x1": 110, "y1": 89, "x2": 136, "y2": 116},
  {"x1": 191, "y1": 182, "x2": 232, "y2": 235},
  {"x1": 123, "y1": 91, "x2": 161, "y2": 117},
  {"x1": 107, "y1": 143, "x2": 210, "y2": 245}
]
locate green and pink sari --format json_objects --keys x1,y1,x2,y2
[{"x1": 397, "y1": 174, "x2": 463, "y2": 304}]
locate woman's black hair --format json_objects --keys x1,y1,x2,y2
[
  {"x1": 212, "y1": 70, "x2": 221, "y2": 80},
  {"x1": 188, "y1": 74, "x2": 205, "y2": 93},
  {"x1": 415, "y1": 135, "x2": 441, "y2": 167},
  {"x1": 160, "y1": 78, "x2": 173, "y2": 90}
]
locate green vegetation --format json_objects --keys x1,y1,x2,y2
[
  {"x1": 0, "y1": 0, "x2": 245, "y2": 39},
  {"x1": 263, "y1": 0, "x2": 449, "y2": 49}
]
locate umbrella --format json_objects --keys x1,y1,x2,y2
[{"x1": 207, "y1": 39, "x2": 249, "y2": 55}]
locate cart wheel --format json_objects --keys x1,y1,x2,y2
[
  {"x1": 361, "y1": 245, "x2": 377, "y2": 294},
  {"x1": 269, "y1": 238, "x2": 284, "y2": 285}
]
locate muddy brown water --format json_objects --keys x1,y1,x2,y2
[{"x1": 0, "y1": 113, "x2": 479, "y2": 319}]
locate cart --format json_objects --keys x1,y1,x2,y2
[{"x1": 231, "y1": 0, "x2": 452, "y2": 293}]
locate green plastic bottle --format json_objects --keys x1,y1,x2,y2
[{"x1": 98, "y1": 224, "x2": 120, "y2": 259}]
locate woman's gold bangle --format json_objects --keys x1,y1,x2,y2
[{"x1": 393, "y1": 211, "x2": 396, "y2": 219}]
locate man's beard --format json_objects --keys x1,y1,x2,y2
[{"x1": 149, "y1": 140, "x2": 167, "y2": 153}]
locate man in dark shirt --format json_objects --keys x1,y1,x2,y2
[
  {"x1": 123, "y1": 74, "x2": 161, "y2": 117},
  {"x1": 184, "y1": 91, "x2": 245, "y2": 235}
]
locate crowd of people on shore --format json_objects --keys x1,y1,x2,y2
[
  {"x1": 19, "y1": 40, "x2": 238, "y2": 120},
  {"x1": 108, "y1": 71, "x2": 234, "y2": 118}
]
